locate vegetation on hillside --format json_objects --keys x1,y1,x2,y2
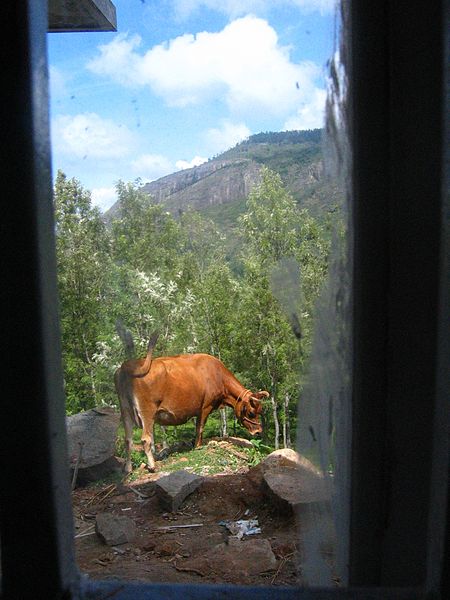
[
  {"x1": 220, "y1": 129, "x2": 323, "y2": 174},
  {"x1": 54, "y1": 161, "x2": 333, "y2": 450}
]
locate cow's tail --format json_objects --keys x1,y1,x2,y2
[
  {"x1": 116, "y1": 326, "x2": 159, "y2": 379},
  {"x1": 114, "y1": 367, "x2": 142, "y2": 429},
  {"x1": 126, "y1": 331, "x2": 159, "y2": 378},
  {"x1": 115, "y1": 318, "x2": 135, "y2": 359}
]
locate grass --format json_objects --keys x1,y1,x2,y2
[
  {"x1": 160, "y1": 438, "x2": 272, "y2": 475},
  {"x1": 115, "y1": 421, "x2": 274, "y2": 476}
]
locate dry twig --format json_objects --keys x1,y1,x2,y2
[
  {"x1": 71, "y1": 442, "x2": 84, "y2": 491},
  {"x1": 85, "y1": 483, "x2": 116, "y2": 508},
  {"x1": 174, "y1": 563, "x2": 205, "y2": 577},
  {"x1": 74, "y1": 525, "x2": 96, "y2": 539},
  {"x1": 125, "y1": 485, "x2": 151, "y2": 499},
  {"x1": 151, "y1": 523, "x2": 203, "y2": 531},
  {"x1": 270, "y1": 552, "x2": 294, "y2": 584}
]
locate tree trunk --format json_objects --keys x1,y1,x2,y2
[
  {"x1": 283, "y1": 393, "x2": 291, "y2": 448},
  {"x1": 82, "y1": 332, "x2": 97, "y2": 405},
  {"x1": 271, "y1": 395, "x2": 280, "y2": 450},
  {"x1": 220, "y1": 407, "x2": 227, "y2": 437}
]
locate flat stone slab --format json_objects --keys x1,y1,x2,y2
[
  {"x1": 155, "y1": 470, "x2": 203, "y2": 512},
  {"x1": 95, "y1": 513, "x2": 136, "y2": 546},
  {"x1": 180, "y1": 538, "x2": 277, "y2": 577}
]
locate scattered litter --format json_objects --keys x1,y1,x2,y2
[
  {"x1": 219, "y1": 518, "x2": 261, "y2": 539},
  {"x1": 121, "y1": 507, "x2": 132, "y2": 511}
]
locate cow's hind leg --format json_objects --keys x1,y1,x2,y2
[
  {"x1": 122, "y1": 413, "x2": 134, "y2": 475},
  {"x1": 141, "y1": 420, "x2": 156, "y2": 471},
  {"x1": 161, "y1": 426, "x2": 169, "y2": 449}
]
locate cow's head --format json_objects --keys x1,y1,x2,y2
[{"x1": 238, "y1": 391, "x2": 269, "y2": 435}]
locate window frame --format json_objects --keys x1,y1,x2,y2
[{"x1": 0, "y1": 1, "x2": 448, "y2": 598}]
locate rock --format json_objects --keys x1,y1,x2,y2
[
  {"x1": 158, "y1": 540, "x2": 180, "y2": 557},
  {"x1": 261, "y1": 448, "x2": 323, "y2": 476},
  {"x1": 75, "y1": 456, "x2": 124, "y2": 486},
  {"x1": 226, "y1": 436, "x2": 255, "y2": 449},
  {"x1": 261, "y1": 449, "x2": 336, "y2": 583},
  {"x1": 67, "y1": 407, "x2": 121, "y2": 485},
  {"x1": 95, "y1": 513, "x2": 136, "y2": 546},
  {"x1": 181, "y1": 538, "x2": 277, "y2": 577},
  {"x1": 142, "y1": 540, "x2": 156, "y2": 552},
  {"x1": 261, "y1": 450, "x2": 330, "y2": 510},
  {"x1": 209, "y1": 436, "x2": 255, "y2": 449},
  {"x1": 155, "y1": 470, "x2": 203, "y2": 512}
]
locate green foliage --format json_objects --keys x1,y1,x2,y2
[
  {"x1": 54, "y1": 162, "x2": 332, "y2": 447},
  {"x1": 54, "y1": 171, "x2": 113, "y2": 413},
  {"x1": 247, "y1": 439, "x2": 273, "y2": 466}
]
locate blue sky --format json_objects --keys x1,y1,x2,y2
[{"x1": 48, "y1": 0, "x2": 336, "y2": 211}]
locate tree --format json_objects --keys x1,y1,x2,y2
[
  {"x1": 240, "y1": 167, "x2": 298, "y2": 264},
  {"x1": 111, "y1": 179, "x2": 184, "y2": 278},
  {"x1": 54, "y1": 171, "x2": 112, "y2": 413},
  {"x1": 236, "y1": 167, "x2": 330, "y2": 446}
]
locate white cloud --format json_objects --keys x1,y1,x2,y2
[
  {"x1": 87, "y1": 17, "x2": 326, "y2": 118},
  {"x1": 172, "y1": 0, "x2": 335, "y2": 19},
  {"x1": 176, "y1": 156, "x2": 208, "y2": 170},
  {"x1": 283, "y1": 87, "x2": 326, "y2": 130},
  {"x1": 131, "y1": 154, "x2": 174, "y2": 181},
  {"x1": 87, "y1": 34, "x2": 145, "y2": 88},
  {"x1": 91, "y1": 187, "x2": 117, "y2": 212},
  {"x1": 204, "y1": 121, "x2": 250, "y2": 154},
  {"x1": 52, "y1": 113, "x2": 136, "y2": 159}
]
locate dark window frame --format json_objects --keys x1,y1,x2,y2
[{"x1": 0, "y1": 1, "x2": 448, "y2": 598}]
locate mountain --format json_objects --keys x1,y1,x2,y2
[{"x1": 104, "y1": 129, "x2": 340, "y2": 227}]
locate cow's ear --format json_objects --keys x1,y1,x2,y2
[
  {"x1": 249, "y1": 397, "x2": 263, "y2": 413},
  {"x1": 253, "y1": 390, "x2": 269, "y2": 400}
]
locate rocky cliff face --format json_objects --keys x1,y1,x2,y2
[
  {"x1": 157, "y1": 160, "x2": 263, "y2": 213},
  {"x1": 104, "y1": 130, "x2": 330, "y2": 221}
]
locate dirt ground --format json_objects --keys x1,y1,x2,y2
[{"x1": 73, "y1": 455, "x2": 300, "y2": 587}]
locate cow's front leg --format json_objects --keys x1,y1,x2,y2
[{"x1": 195, "y1": 406, "x2": 213, "y2": 448}]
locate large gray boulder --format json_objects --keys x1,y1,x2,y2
[
  {"x1": 261, "y1": 449, "x2": 335, "y2": 586},
  {"x1": 67, "y1": 407, "x2": 122, "y2": 485},
  {"x1": 261, "y1": 449, "x2": 330, "y2": 510}
]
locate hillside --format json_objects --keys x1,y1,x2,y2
[{"x1": 104, "y1": 129, "x2": 340, "y2": 226}]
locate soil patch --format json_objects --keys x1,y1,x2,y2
[{"x1": 73, "y1": 442, "x2": 300, "y2": 587}]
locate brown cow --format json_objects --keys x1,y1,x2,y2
[{"x1": 114, "y1": 335, "x2": 269, "y2": 472}]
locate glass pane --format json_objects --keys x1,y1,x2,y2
[{"x1": 48, "y1": 0, "x2": 349, "y2": 589}]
